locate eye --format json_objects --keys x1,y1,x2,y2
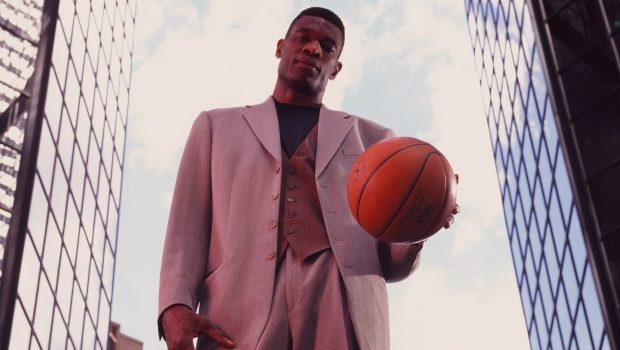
[
  {"x1": 295, "y1": 34, "x2": 308, "y2": 42},
  {"x1": 323, "y1": 44, "x2": 337, "y2": 54}
]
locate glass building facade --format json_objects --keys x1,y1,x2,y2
[
  {"x1": 0, "y1": 0, "x2": 43, "y2": 281},
  {"x1": 465, "y1": 0, "x2": 615, "y2": 349},
  {"x1": 0, "y1": 0, "x2": 135, "y2": 348}
]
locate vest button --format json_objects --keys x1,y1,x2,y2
[
  {"x1": 287, "y1": 183, "x2": 296, "y2": 190},
  {"x1": 287, "y1": 167, "x2": 296, "y2": 174},
  {"x1": 287, "y1": 197, "x2": 295, "y2": 203},
  {"x1": 286, "y1": 211, "x2": 295, "y2": 218},
  {"x1": 286, "y1": 228, "x2": 295, "y2": 234}
]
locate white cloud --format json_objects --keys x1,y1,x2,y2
[
  {"x1": 368, "y1": 0, "x2": 505, "y2": 253},
  {"x1": 132, "y1": 0, "x2": 166, "y2": 64},
  {"x1": 423, "y1": 55, "x2": 506, "y2": 252},
  {"x1": 450, "y1": 214, "x2": 492, "y2": 255},
  {"x1": 129, "y1": 0, "x2": 293, "y2": 173},
  {"x1": 389, "y1": 265, "x2": 529, "y2": 350},
  {"x1": 313, "y1": 1, "x2": 393, "y2": 108},
  {"x1": 324, "y1": 21, "x2": 369, "y2": 107},
  {"x1": 160, "y1": 190, "x2": 173, "y2": 211}
]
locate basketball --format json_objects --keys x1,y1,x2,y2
[{"x1": 347, "y1": 137, "x2": 457, "y2": 243}]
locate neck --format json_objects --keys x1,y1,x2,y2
[{"x1": 272, "y1": 82, "x2": 324, "y2": 107}]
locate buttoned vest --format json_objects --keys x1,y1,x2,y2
[{"x1": 277, "y1": 125, "x2": 331, "y2": 259}]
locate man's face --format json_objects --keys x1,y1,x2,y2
[{"x1": 275, "y1": 15, "x2": 343, "y2": 96}]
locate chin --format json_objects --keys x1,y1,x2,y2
[{"x1": 292, "y1": 80, "x2": 323, "y2": 95}]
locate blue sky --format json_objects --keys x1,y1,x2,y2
[{"x1": 112, "y1": 1, "x2": 530, "y2": 348}]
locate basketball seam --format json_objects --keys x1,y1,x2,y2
[
  {"x1": 416, "y1": 156, "x2": 449, "y2": 238},
  {"x1": 375, "y1": 151, "x2": 437, "y2": 240},
  {"x1": 356, "y1": 143, "x2": 428, "y2": 224}
]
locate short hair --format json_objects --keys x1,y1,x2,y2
[{"x1": 286, "y1": 7, "x2": 345, "y2": 44}]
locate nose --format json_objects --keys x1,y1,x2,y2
[{"x1": 303, "y1": 40, "x2": 322, "y2": 57}]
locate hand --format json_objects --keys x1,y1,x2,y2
[
  {"x1": 444, "y1": 173, "x2": 460, "y2": 229},
  {"x1": 161, "y1": 305, "x2": 236, "y2": 350}
]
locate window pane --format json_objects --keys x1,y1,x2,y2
[
  {"x1": 17, "y1": 237, "x2": 40, "y2": 320},
  {"x1": 28, "y1": 177, "x2": 48, "y2": 255},
  {"x1": 68, "y1": 281, "x2": 85, "y2": 346},
  {"x1": 572, "y1": 91, "x2": 620, "y2": 178},
  {"x1": 589, "y1": 163, "x2": 620, "y2": 234},
  {"x1": 560, "y1": 42, "x2": 620, "y2": 116},
  {"x1": 32, "y1": 276, "x2": 54, "y2": 347},
  {"x1": 42, "y1": 219, "x2": 62, "y2": 290},
  {"x1": 50, "y1": 306, "x2": 68, "y2": 349},
  {"x1": 56, "y1": 249, "x2": 74, "y2": 319},
  {"x1": 547, "y1": 1, "x2": 608, "y2": 69},
  {"x1": 8, "y1": 304, "x2": 31, "y2": 350}
]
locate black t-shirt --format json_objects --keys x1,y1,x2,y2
[{"x1": 274, "y1": 100, "x2": 320, "y2": 158}]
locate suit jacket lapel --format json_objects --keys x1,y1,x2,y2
[
  {"x1": 316, "y1": 105, "x2": 353, "y2": 177},
  {"x1": 243, "y1": 97, "x2": 282, "y2": 163},
  {"x1": 243, "y1": 97, "x2": 353, "y2": 176}
]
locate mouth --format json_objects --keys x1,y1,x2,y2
[{"x1": 294, "y1": 57, "x2": 320, "y2": 72}]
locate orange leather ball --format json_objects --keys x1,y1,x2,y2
[{"x1": 347, "y1": 137, "x2": 457, "y2": 243}]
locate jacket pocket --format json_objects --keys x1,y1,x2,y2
[{"x1": 205, "y1": 258, "x2": 227, "y2": 282}]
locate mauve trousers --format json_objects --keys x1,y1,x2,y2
[{"x1": 255, "y1": 246, "x2": 360, "y2": 350}]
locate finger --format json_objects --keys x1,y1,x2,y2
[
  {"x1": 444, "y1": 214, "x2": 455, "y2": 229},
  {"x1": 205, "y1": 329, "x2": 236, "y2": 348},
  {"x1": 453, "y1": 204, "x2": 460, "y2": 215},
  {"x1": 194, "y1": 317, "x2": 236, "y2": 349},
  {"x1": 455, "y1": 173, "x2": 459, "y2": 184}
]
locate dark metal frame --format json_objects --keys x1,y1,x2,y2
[
  {"x1": 525, "y1": 1, "x2": 620, "y2": 349},
  {"x1": 0, "y1": 0, "x2": 60, "y2": 347}
]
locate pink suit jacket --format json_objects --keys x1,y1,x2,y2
[{"x1": 159, "y1": 97, "x2": 423, "y2": 349}]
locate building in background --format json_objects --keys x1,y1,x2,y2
[
  {"x1": 108, "y1": 321, "x2": 143, "y2": 350},
  {"x1": 0, "y1": 0, "x2": 41, "y2": 283},
  {"x1": 0, "y1": 0, "x2": 135, "y2": 348},
  {"x1": 465, "y1": 0, "x2": 619, "y2": 349}
]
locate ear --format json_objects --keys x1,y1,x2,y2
[
  {"x1": 275, "y1": 39, "x2": 284, "y2": 58},
  {"x1": 329, "y1": 61, "x2": 343, "y2": 80}
]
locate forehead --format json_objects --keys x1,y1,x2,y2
[{"x1": 289, "y1": 15, "x2": 343, "y2": 44}]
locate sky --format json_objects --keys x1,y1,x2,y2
[{"x1": 112, "y1": 0, "x2": 531, "y2": 349}]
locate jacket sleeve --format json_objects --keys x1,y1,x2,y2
[
  {"x1": 372, "y1": 126, "x2": 425, "y2": 283},
  {"x1": 378, "y1": 241, "x2": 424, "y2": 282},
  {"x1": 158, "y1": 113, "x2": 213, "y2": 335}
]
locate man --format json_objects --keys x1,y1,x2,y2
[{"x1": 159, "y1": 7, "x2": 458, "y2": 350}]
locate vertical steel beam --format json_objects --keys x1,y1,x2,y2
[{"x1": 0, "y1": 0, "x2": 60, "y2": 347}]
